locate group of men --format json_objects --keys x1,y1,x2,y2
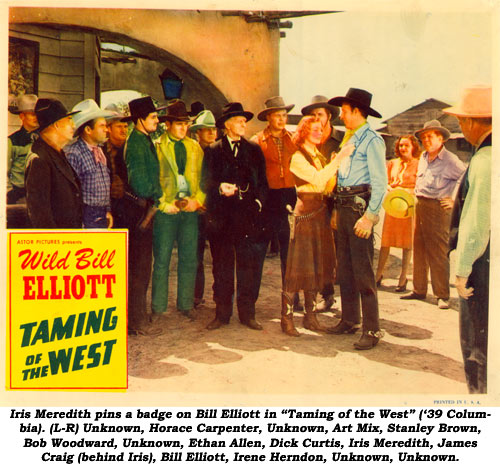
[{"x1": 8, "y1": 84, "x2": 491, "y2": 392}]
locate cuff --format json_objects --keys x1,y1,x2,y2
[{"x1": 364, "y1": 211, "x2": 380, "y2": 224}]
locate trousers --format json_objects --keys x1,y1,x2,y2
[
  {"x1": 336, "y1": 205, "x2": 379, "y2": 332},
  {"x1": 152, "y1": 211, "x2": 199, "y2": 313},
  {"x1": 413, "y1": 197, "x2": 451, "y2": 299},
  {"x1": 208, "y1": 232, "x2": 267, "y2": 323}
]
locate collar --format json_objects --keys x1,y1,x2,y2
[
  {"x1": 167, "y1": 132, "x2": 184, "y2": 143},
  {"x1": 476, "y1": 129, "x2": 492, "y2": 149},
  {"x1": 263, "y1": 126, "x2": 290, "y2": 140},
  {"x1": 82, "y1": 137, "x2": 100, "y2": 151},
  {"x1": 227, "y1": 135, "x2": 241, "y2": 146},
  {"x1": 424, "y1": 145, "x2": 446, "y2": 161}
]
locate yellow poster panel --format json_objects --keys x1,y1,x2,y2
[{"x1": 6, "y1": 231, "x2": 128, "y2": 391}]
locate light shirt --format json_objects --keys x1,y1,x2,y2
[
  {"x1": 337, "y1": 122, "x2": 387, "y2": 215},
  {"x1": 414, "y1": 146, "x2": 466, "y2": 199},
  {"x1": 227, "y1": 136, "x2": 241, "y2": 157},
  {"x1": 455, "y1": 139, "x2": 491, "y2": 278}
]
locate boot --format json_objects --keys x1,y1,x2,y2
[
  {"x1": 303, "y1": 291, "x2": 326, "y2": 332},
  {"x1": 281, "y1": 293, "x2": 300, "y2": 337}
]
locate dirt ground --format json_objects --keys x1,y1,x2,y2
[{"x1": 127, "y1": 219, "x2": 468, "y2": 397}]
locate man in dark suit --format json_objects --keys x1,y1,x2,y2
[
  {"x1": 202, "y1": 102, "x2": 269, "y2": 331},
  {"x1": 25, "y1": 99, "x2": 83, "y2": 228}
]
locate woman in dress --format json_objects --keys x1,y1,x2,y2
[
  {"x1": 375, "y1": 135, "x2": 422, "y2": 291},
  {"x1": 281, "y1": 116, "x2": 354, "y2": 336}
]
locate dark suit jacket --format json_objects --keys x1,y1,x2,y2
[
  {"x1": 25, "y1": 137, "x2": 83, "y2": 228},
  {"x1": 201, "y1": 136, "x2": 269, "y2": 239}
]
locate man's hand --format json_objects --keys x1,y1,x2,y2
[
  {"x1": 181, "y1": 198, "x2": 201, "y2": 212},
  {"x1": 336, "y1": 143, "x2": 355, "y2": 161},
  {"x1": 456, "y1": 275, "x2": 474, "y2": 299},
  {"x1": 440, "y1": 197, "x2": 454, "y2": 210},
  {"x1": 163, "y1": 204, "x2": 180, "y2": 214},
  {"x1": 354, "y1": 215, "x2": 374, "y2": 239},
  {"x1": 106, "y1": 211, "x2": 113, "y2": 229},
  {"x1": 219, "y1": 182, "x2": 238, "y2": 197}
]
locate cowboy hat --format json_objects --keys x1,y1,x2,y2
[
  {"x1": 216, "y1": 102, "x2": 253, "y2": 129},
  {"x1": 414, "y1": 120, "x2": 451, "y2": 142},
  {"x1": 443, "y1": 85, "x2": 492, "y2": 118},
  {"x1": 301, "y1": 95, "x2": 340, "y2": 119},
  {"x1": 159, "y1": 99, "x2": 192, "y2": 122},
  {"x1": 104, "y1": 103, "x2": 129, "y2": 122},
  {"x1": 328, "y1": 88, "x2": 382, "y2": 118},
  {"x1": 188, "y1": 101, "x2": 205, "y2": 117},
  {"x1": 257, "y1": 96, "x2": 294, "y2": 121},
  {"x1": 190, "y1": 110, "x2": 216, "y2": 132},
  {"x1": 382, "y1": 187, "x2": 415, "y2": 219},
  {"x1": 9, "y1": 94, "x2": 38, "y2": 114},
  {"x1": 72, "y1": 99, "x2": 115, "y2": 133},
  {"x1": 34, "y1": 98, "x2": 80, "y2": 132},
  {"x1": 122, "y1": 96, "x2": 166, "y2": 122}
]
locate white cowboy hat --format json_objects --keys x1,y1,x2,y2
[
  {"x1": 443, "y1": 85, "x2": 492, "y2": 118},
  {"x1": 72, "y1": 99, "x2": 115, "y2": 133}
]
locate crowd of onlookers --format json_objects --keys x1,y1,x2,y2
[{"x1": 7, "y1": 84, "x2": 491, "y2": 393}]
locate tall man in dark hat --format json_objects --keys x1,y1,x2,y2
[
  {"x1": 66, "y1": 99, "x2": 114, "y2": 228},
  {"x1": 152, "y1": 100, "x2": 205, "y2": 320},
  {"x1": 24, "y1": 98, "x2": 82, "y2": 228},
  {"x1": 123, "y1": 96, "x2": 165, "y2": 335},
  {"x1": 202, "y1": 102, "x2": 269, "y2": 331},
  {"x1": 251, "y1": 97, "x2": 296, "y2": 288},
  {"x1": 190, "y1": 110, "x2": 218, "y2": 308},
  {"x1": 102, "y1": 103, "x2": 132, "y2": 229},
  {"x1": 326, "y1": 88, "x2": 387, "y2": 350},
  {"x1": 444, "y1": 86, "x2": 491, "y2": 393},
  {"x1": 8, "y1": 94, "x2": 39, "y2": 204},
  {"x1": 301, "y1": 95, "x2": 343, "y2": 312},
  {"x1": 401, "y1": 120, "x2": 466, "y2": 309}
]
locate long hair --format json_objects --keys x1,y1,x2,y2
[
  {"x1": 292, "y1": 115, "x2": 318, "y2": 147},
  {"x1": 394, "y1": 134, "x2": 422, "y2": 159}
]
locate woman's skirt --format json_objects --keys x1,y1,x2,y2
[
  {"x1": 381, "y1": 213, "x2": 414, "y2": 249},
  {"x1": 284, "y1": 195, "x2": 335, "y2": 293}
]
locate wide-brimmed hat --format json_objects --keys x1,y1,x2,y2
[
  {"x1": 383, "y1": 188, "x2": 415, "y2": 219},
  {"x1": 104, "y1": 103, "x2": 129, "y2": 122},
  {"x1": 159, "y1": 99, "x2": 192, "y2": 123},
  {"x1": 122, "y1": 96, "x2": 166, "y2": 122},
  {"x1": 188, "y1": 101, "x2": 205, "y2": 117},
  {"x1": 190, "y1": 110, "x2": 216, "y2": 132},
  {"x1": 301, "y1": 95, "x2": 340, "y2": 119},
  {"x1": 216, "y1": 102, "x2": 253, "y2": 129},
  {"x1": 72, "y1": 99, "x2": 115, "y2": 133},
  {"x1": 443, "y1": 85, "x2": 492, "y2": 118},
  {"x1": 257, "y1": 96, "x2": 294, "y2": 121},
  {"x1": 328, "y1": 88, "x2": 382, "y2": 118},
  {"x1": 414, "y1": 120, "x2": 450, "y2": 142},
  {"x1": 34, "y1": 98, "x2": 80, "y2": 132},
  {"x1": 9, "y1": 94, "x2": 38, "y2": 114}
]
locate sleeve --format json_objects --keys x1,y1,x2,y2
[
  {"x1": 66, "y1": 147, "x2": 84, "y2": 180},
  {"x1": 193, "y1": 143, "x2": 206, "y2": 207},
  {"x1": 25, "y1": 154, "x2": 57, "y2": 228},
  {"x1": 7, "y1": 137, "x2": 13, "y2": 176},
  {"x1": 126, "y1": 136, "x2": 160, "y2": 201},
  {"x1": 289, "y1": 151, "x2": 341, "y2": 190},
  {"x1": 252, "y1": 146, "x2": 269, "y2": 207},
  {"x1": 455, "y1": 152, "x2": 490, "y2": 278},
  {"x1": 366, "y1": 137, "x2": 388, "y2": 215}
]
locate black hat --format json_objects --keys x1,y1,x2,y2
[
  {"x1": 188, "y1": 101, "x2": 205, "y2": 117},
  {"x1": 159, "y1": 100, "x2": 192, "y2": 122},
  {"x1": 34, "y1": 98, "x2": 80, "y2": 131},
  {"x1": 122, "y1": 96, "x2": 166, "y2": 122},
  {"x1": 216, "y1": 102, "x2": 253, "y2": 129},
  {"x1": 301, "y1": 95, "x2": 340, "y2": 119},
  {"x1": 328, "y1": 88, "x2": 382, "y2": 118}
]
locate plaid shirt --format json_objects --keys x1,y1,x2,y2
[{"x1": 66, "y1": 137, "x2": 111, "y2": 209}]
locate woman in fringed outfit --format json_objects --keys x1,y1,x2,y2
[{"x1": 281, "y1": 116, "x2": 354, "y2": 336}]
